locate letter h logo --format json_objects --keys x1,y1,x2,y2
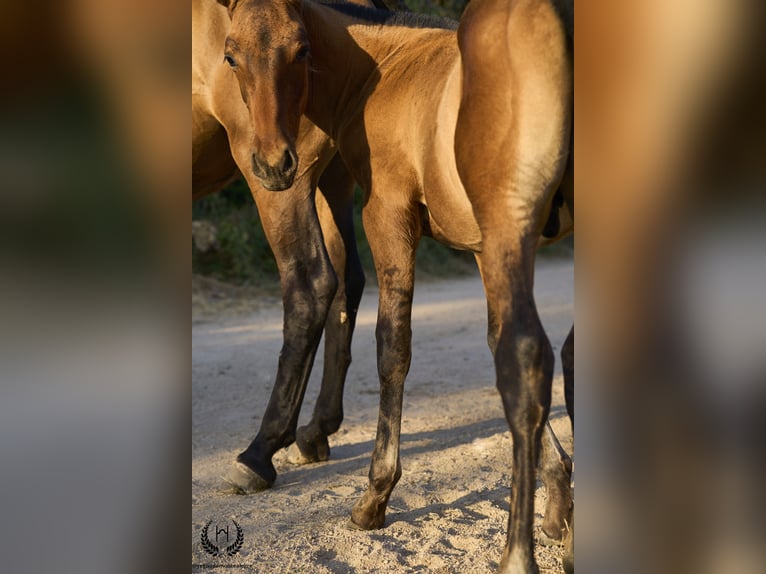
[{"x1": 215, "y1": 524, "x2": 229, "y2": 543}]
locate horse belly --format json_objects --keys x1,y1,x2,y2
[
  {"x1": 422, "y1": 166, "x2": 482, "y2": 252},
  {"x1": 421, "y1": 66, "x2": 482, "y2": 252}
]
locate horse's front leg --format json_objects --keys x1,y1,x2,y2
[
  {"x1": 350, "y1": 198, "x2": 419, "y2": 529},
  {"x1": 292, "y1": 155, "x2": 366, "y2": 463},
  {"x1": 227, "y1": 171, "x2": 338, "y2": 492}
]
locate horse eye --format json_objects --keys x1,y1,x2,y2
[
  {"x1": 224, "y1": 54, "x2": 236, "y2": 68},
  {"x1": 295, "y1": 46, "x2": 309, "y2": 62}
]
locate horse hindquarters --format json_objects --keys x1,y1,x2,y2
[{"x1": 455, "y1": 0, "x2": 571, "y2": 572}]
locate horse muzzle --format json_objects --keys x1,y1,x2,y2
[{"x1": 251, "y1": 148, "x2": 298, "y2": 191}]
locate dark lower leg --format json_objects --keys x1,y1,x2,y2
[
  {"x1": 295, "y1": 195, "x2": 365, "y2": 462},
  {"x1": 350, "y1": 204, "x2": 416, "y2": 529},
  {"x1": 479, "y1": 245, "x2": 553, "y2": 573},
  {"x1": 294, "y1": 273, "x2": 363, "y2": 461},
  {"x1": 227, "y1": 185, "x2": 338, "y2": 491},
  {"x1": 233, "y1": 265, "x2": 336, "y2": 489},
  {"x1": 349, "y1": 382, "x2": 406, "y2": 529},
  {"x1": 561, "y1": 324, "x2": 574, "y2": 569},
  {"x1": 562, "y1": 325, "x2": 574, "y2": 427},
  {"x1": 498, "y1": 311, "x2": 554, "y2": 573},
  {"x1": 540, "y1": 422, "x2": 573, "y2": 542},
  {"x1": 350, "y1": 285, "x2": 412, "y2": 528}
]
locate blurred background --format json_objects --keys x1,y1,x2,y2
[{"x1": 0, "y1": 0, "x2": 763, "y2": 573}]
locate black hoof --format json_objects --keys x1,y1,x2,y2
[
  {"x1": 286, "y1": 443, "x2": 315, "y2": 465},
  {"x1": 345, "y1": 518, "x2": 366, "y2": 531},
  {"x1": 222, "y1": 459, "x2": 274, "y2": 494},
  {"x1": 562, "y1": 518, "x2": 574, "y2": 573},
  {"x1": 293, "y1": 426, "x2": 330, "y2": 464},
  {"x1": 537, "y1": 530, "x2": 564, "y2": 547}
]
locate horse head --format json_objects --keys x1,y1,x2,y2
[{"x1": 219, "y1": 0, "x2": 309, "y2": 191}]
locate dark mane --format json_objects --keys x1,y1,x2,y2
[{"x1": 316, "y1": 1, "x2": 459, "y2": 31}]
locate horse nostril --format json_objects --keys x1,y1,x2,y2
[
  {"x1": 280, "y1": 149, "x2": 295, "y2": 173},
  {"x1": 251, "y1": 153, "x2": 266, "y2": 177}
]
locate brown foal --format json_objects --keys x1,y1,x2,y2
[
  {"x1": 193, "y1": 0, "x2": 368, "y2": 485},
  {"x1": 219, "y1": 1, "x2": 574, "y2": 572}
]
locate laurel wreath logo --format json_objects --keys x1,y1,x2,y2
[
  {"x1": 226, "y1": 520, "x2": 245, "y2": 556},
  {"x1": 200, "y1": 519, "x2": 244, "y2": 557}
]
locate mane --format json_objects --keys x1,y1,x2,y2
[{"x1": 315, "y1": 1, "x2": 459, "y2": 31}]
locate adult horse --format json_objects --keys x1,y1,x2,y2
[
  {"x1": 218, "y1": 0, "x2": 574, "y2": 571},
  {"x1": 193, "y1": 0, "x2": 370, "y2": 486}
]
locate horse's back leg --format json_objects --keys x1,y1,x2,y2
[
  {"x1": 562, "y1": 324, "x2": 574, "y2": 426},
  {"x1": 475, "y1": 247, "x2": 555, "y2": 573},
  {"x1": 456, "y1": 0, "x2": 571, "y2": 571},
  {"x1": 292, "y1": 154, "x2": 366, "y2": 463},
  {"x1": 561, "y1": 323, "x2": 574, "y2": 573},
  {"x1": 539, "y1": 422, "x2": 573, "y2": 543}
]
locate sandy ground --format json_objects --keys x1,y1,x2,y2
[{"x1": 192, "y1": 260, "x2": 573, "y2": 573}]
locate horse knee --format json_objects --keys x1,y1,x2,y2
[
  {"x1": 496, "y1": 324, "x2": 554, "y2": 429},
  {"x1": 284, "y1": 264, "x2": 338, "y2": 328},
  {"x1": 505, "y1": 324, "x2": 554, "y2": 389},
  {"x1": 310, "y1": 264, "x2": 339, "y2": 311}
]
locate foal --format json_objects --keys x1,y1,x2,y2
[
  {"x1": 221, "y1": 1, "x2": 573, "y2": 571},
  {"x1": 194, "y1": 0, "x2": 367, "y2": 480}
]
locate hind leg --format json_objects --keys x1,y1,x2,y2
[
  {"x1": 562, "y1": 325, "x2": 574, "y2": 426},
  {"x1": 293, "y1": 155, "x2": 366, "y2": 463},
  {"x1": 541, "y1": 325, "x2": 575, "y2": 543},
  {"x1": 456, "y1": 0, "x2": 571, "y2": 568},
  {"x1": 476, "y1": 245, "x2": 555, "y2": 574},
  {"x1": 539, "y1": 422, "x2": 573, "y2": 543},
  {"x1": 560, "y1": 324, "x2": 574, "y2": 571}
]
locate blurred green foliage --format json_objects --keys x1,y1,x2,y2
[
  {"x1": 405, "y1": 0, "x2": 468, "y2": 19},
  {"x1": 193, "y1": 179, "x2": 278, "y2": 285}
]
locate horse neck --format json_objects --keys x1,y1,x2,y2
[{"x1": 302, "y1": 2, "x2": 400, "y2": 138}]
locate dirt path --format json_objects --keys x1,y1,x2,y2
[{"x1": 192, "y1": 259, "x2": 573, "y2": 573}]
